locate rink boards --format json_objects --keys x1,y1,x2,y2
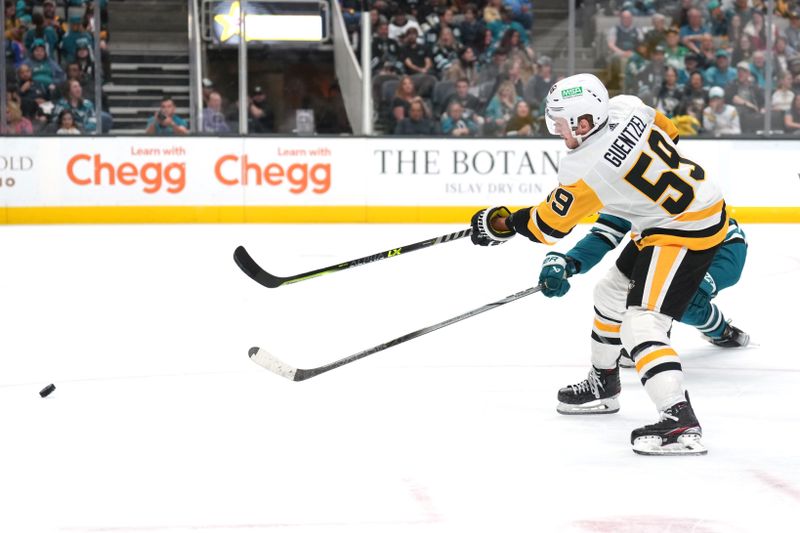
[{"x1": 0, "y1": 136, "x2": 798, "y2": 223}]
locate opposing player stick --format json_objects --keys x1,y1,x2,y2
[
  {"x1": 234, "y1": 228, "x2": 471, "y2": 289},
  {"x1": 249, "y1": 284, "x2": 543, "y2": 381}
]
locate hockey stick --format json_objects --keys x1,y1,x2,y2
[
  {"x1": 248, "y1": 284, "x2": 543, "y2": 381},
  {"x1": 234, "y1": 228, "x2": 472, "y2": 289}
]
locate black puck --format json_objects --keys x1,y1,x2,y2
[{"x1": 39, "y1": 384, "x2": 56, "y2": 398}]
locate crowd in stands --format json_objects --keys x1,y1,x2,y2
[
  {"x1": 356, "y1": 0, "x2": 800, "y2": 136},
  {"x1": 606, "y1": 0, "x2": 800, "y2": 135},
  {"x1": 3, "y1": 0, "x2": 110, "y2": 134},
  {"x1": 351, "y1": 0, "x2": 548, "y2": 136}
]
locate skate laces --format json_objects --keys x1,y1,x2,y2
[{"x1": 570, "y1": 368, "x2": 604, "y2": 397}]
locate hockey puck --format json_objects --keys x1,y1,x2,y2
[{"x1": 39, "y1": 384, "x2": 56, "y2": 398}]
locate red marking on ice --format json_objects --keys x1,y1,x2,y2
[
  {"x1": 569, "y1": 515, "x2": 740, "y2": 532},
  {"x1": 752, "y1": 470, "x2": 800, "y2": 502},
  {"x1": 404, "y1": 477, "x2": 443, "y2": 524}
]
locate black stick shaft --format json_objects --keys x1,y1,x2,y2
[
  {"x1": 292, "y1": 285, "x2": 542, "y2": 381},
  {"x1": 234, "y1": 228, "x2": 472, "y2": 288}
]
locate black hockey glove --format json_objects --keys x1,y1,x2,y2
[{"x1": 471, "y1": 206, "x2": 516, "y2": 246}]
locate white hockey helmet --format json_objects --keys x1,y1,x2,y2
[{"x1": 545, "y1": 73, "x2": 609, "y2": 140}]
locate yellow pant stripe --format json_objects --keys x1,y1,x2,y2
[
  {"x1": 635, "y1": 347, "x2": 678, "y2": 373},
  {"x1": 646, "y1": 246, "x2": 682, "y2": 310},
  {"x1": 593, "y1": 319, "x2": 621, "y2": 333}
]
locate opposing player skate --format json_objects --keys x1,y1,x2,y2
[
  {"x1": 631, "y1": 393, "x2": 707, "y2": 456},
  {"x1": 706, "y1": 321, "x2": 750, "y2": 348},
  {"x1": 557, "y1": 366, "x2": 621, "y2": 415}
]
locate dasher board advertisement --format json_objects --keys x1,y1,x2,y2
[{"x1": 0, "y1": 137, "x2": 798, "y2": 223}]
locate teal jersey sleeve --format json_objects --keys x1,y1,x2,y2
[
  {"x1": 566, "y1": 214, "x2": 632, "y2": 274},
  {"x1": 703, "y1": 218, "x2": 747, "y2": 295}
]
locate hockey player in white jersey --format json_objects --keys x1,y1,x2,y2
[{"x1": 470, "y1": 73, "x2": 729, "y2": 455}]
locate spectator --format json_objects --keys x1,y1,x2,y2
[
  {"x1": 731, "y1": 34, "x2": 754, "y2": 67},
  {"x1": 663, "y1": 27, "x2": 687, "y2": 72},
  {"x1": 624, "y1": 41, "x2": 651, "y2": 94},
  {"x1": 53, "y1": 79, "x2": 98, "y2": 133},
  {"x1": 24, "y1": 12, "x2": 58, "y2": 57},
  {"x1": 643, "y1": 13, "x2": 668, "y2": 55},
  {"x1": 394, "y1": 97, "x2": 436, "y2": 135},
  {"x1": 458, "y1": 4, "x2": 484, "y2": 49},
  {"x1": 773, "y1": 36, "x2": 795, "y2": 78},
  {"x1": 16, "y1": 63, "x2": 50, "y2": 119},
  {"x1": 670, "y1": 0, "x2": 694, "y2": 29},
  {"x1": 477, "y1": 46, "x2": 508, "y2": 86},
  {"x1": 707, "y1": 1, "x2": 728, "y2": 37},
  {"x1": 504, "y1": 100, "x2": 534, "y2": 136},
  {"x1": 443, "y1": 46, "x2": 478, "y2": 84},
  {"x1": 488, "y1": 7, "x2": 529, "y2": 47},
  {"x1": 203, "y1": 91, "x2": 230, "y2": 133},
  {"x1": 389, "y1": 9, "x2": 421, "y2": 42},
  {"x1": 392, "y1": 75, "x2": 417, "y2": 125},
  {"x1": 696, "y1": 34, "x2": 717, "y2": 69},
  {"x1": 3, "y1": 0, "x2": 19, "y2": 41},
  {"x1": 485, "y1": 80, "x2": 520, "y2": 134},
  {"x1": 679, "y1": 7, "x2": 710, "y2": 54},
  {"x1": 527, "y1": 55, "x2": 555, "y2": 111},
  {"x1": 726, "y1": 61, "x2": 765, "y2": 132},
  {"x1": 432, "y1": 27, "x2": 460, "y2": 77},
  {"x1": 483, "y1": 0, "x2": 503, "y2": 26},
  {"x1": 748, "y1": 50, "x2": 771, "y2": 88},
  {"x1": 41, "y1": 0, "x2": 64, "y2": 40},
  {"x1": 60, "y1": 15, "x2": 93, "y2": 65},
  {"x1": 786, "y1": 11, "x2": 800, "y2": 52},
  {"x1": 441, "y1": 101, "x2": 478, "y2": 136},
  {"x1": 607, "y1": 10, "x2": 642, "y2": 88},
  {"x1": 74, "y1": 38, "x2": 95, "y2": 80},
  {"x1": 24, "y1": 39, "x2": 65, "y2": 94},
  {"x1": 399, "y1": 28, "x2": 433, "y2": 76},
  {"x1": 655, "y1": 66, "x2": 684, "y2": 118},
  {"x1": 145, "y1": 95, "x2": 188, "y2": 135},
  {"x1": 726, "y1": 0, "x2": 753, "y2": 26},
  {"x1": 497, "y1": 27, "x2": 534, "y2": 65},
  {"x1": 445, "y1": 77, "x2": 484, "y2": 124},
  {"x1": 680, "y1": 52, "x2": 702, "y2": 84},
  {"x1": 248, "y1": 86, "x2": 274, "y2": 133},
  {"x1": 4, "y1": 33, "x2": 25, "y2": 75},
  {"x1": 728, "y1": 14, "x2": 745, "y2": 49},
  {"x1": 636, "y1": 44, "x2": 668, "y2": 99},
  {"x1": 56, "y1": 109, "x2": 81, "y2": 134},
  {"x1": 371, "y1": 20, "x2": 402, "y2": 74},
  {"x1": 743, "y1": 10, "x2": 775, "y2": 51},
  {"x1": 501, "y1": 58, "x2": 525, "y2": 99},
  {"x1": 680, "y1": 70, "x2": 709, "y2": 120},
  {"x1": 772, "y1": 72, "x2": 795, "y2": 112},
  {"x1": 704, "y1": 49, "x2": 736, "y2": 88},
  {"x1": 504, "y1": 0, "x2": 533, "y2": 30},
  {"x1": 703, "y1": 86, "x2": 741, "y2": 135},
  {"x1": 784, "y1": 93, "x2": 800, "y2": 133},
  {"x1": 3, "y1": 99, "x2": 33, "y2": 134}
]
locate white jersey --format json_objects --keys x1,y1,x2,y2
[{"x1": 514, "y1": 95, "x2": 728, "y2": 251}]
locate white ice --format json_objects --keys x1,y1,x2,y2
[{"x1": 1, "y1": 223, "x2": 798, "y2": 533}]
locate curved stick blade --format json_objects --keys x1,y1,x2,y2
[
  {"x1": 234, "y1": 247, "x2": 283, "y2": 288},
  {"x1": 248, "y1": 347, "x2": 298, "y2": 380}
]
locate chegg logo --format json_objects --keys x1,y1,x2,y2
[
  {"x1": 214, "y1": 155, "x2": 331, "y2": 194},
  {"x1": 67, "y1": 154, "x2": 186, "y2": 194}
]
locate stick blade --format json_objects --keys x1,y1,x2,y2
[
  {"x1": 248, "y1": 346, "x2": 298, "y2": 381},
  {"x1": 233, "y1": 246, "x2": 284, "y2": 288}
]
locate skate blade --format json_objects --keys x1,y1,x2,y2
[
  {"x1": 632, "y1": 434, "x2": 708, "y2": 456},
  {"x1": 557, "y1": 397, "x2": 619, "y2": 415}
]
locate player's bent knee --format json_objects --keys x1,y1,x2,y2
[
  {"x1": 593, "y1": 267, "x2": 629, "y2": 319},
  {"x1": 680, "y1": 290, "x2": 711, "y2": 327},
  {"x1": 621, "y1": 307, "x2": 672, "y2": 356}
]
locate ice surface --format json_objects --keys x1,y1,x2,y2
[{"x1": 1, "y1": 223, "x2": 798, "y2": 533}]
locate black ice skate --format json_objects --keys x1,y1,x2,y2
[
  {"x1": 631, "y1": 393, "x2": 707, "y2": 456},
  {"x1": 706, "y1": 321, "x2": 750, "y2": 348},
  {"x1": 557, "y1": 366, "x2": 621, "y2": 415}
]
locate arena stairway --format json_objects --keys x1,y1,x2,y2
[
  {"x1": 106, "y1": 0, "x2": 190, "y2": 134},
  {"x1": 531, "y1": 0, "x2": 601, "y2": 77}
]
